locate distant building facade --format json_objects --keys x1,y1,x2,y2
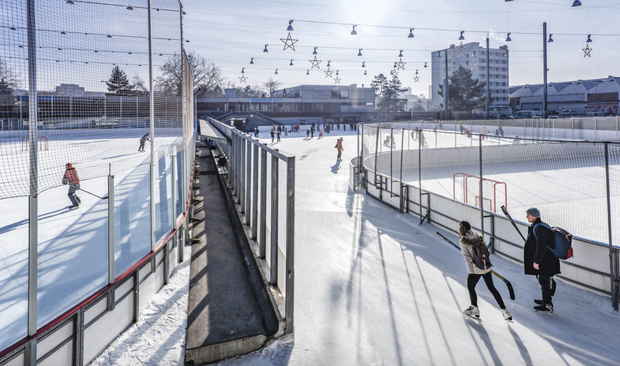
[
  {"x1": 510, "y1": 76, "x2": 620, "y2": 115},
  {"x1": 431, "y1": 43, "x2": 509, "y2": 112}
]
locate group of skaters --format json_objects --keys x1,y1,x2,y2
[
  {"x1": 459, "y1": 207, "x2": 561, "y2": 322},
  {"x1": 254, "y1": 121, "x2": 358, "y2": 143}
]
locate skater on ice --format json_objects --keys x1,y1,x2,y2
[
  {"x1": 524, "y1": 208, "x2": 560, "y2": 314},
  {"x1": 335, "y1": 137, "x2": 344, "y2": 161},
  {"x1": 138, "y1": 133, "x2": 150, "y2": 152},
  {"x1": 62, "y1": 163, "x2": 81, "y2": 209},
  {"x1": 459, "y1": 220, "x2": 512, "y2": 321}
]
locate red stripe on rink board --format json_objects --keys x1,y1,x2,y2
[{"x1": 0, "y1": 151, "x2": 197, "y2": 361}]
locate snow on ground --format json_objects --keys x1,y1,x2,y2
[
  {"x1": 212, "y1": 128, "x2": 620, "y2": 365},
  {"x1": 91, "y1": 243, "x2": 191, "y2": 366}
]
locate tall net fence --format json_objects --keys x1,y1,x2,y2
[{"x1": 0, "y1": 0, "x2": 193, "y2": 353}]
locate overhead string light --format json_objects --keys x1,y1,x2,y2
[
  {"x1": 351, "y1": 24, "x2": 357, "y2": 35},
  {"x1": 264, "y1": 44, "x2": 269, "y2": 52},
  {"x1": 398, "y1": 49, "x2": 403, "y2": 57},
  {"x1": 250, "y1": 57, "x2": 254, "y2": 64},
  {"x1": 358, "y1": 48, "x2": 363, "y2": 56},
  {"x1": 313, "y1": 46, "x2": 318, "y2": 55},
  {"x1": 275, "y1": 69, "x2": 278, "y2": 74},
  {"x1": 424, "y1": 62, "x2": 428, "y2": 68},
  {"x1": 409, "y1": 28, "x2": 414, "y2": 38},
  {"x1": 287, "y1": 19, "x2": 294, "y2": 31},
  {"x1": 290, "y1": 59, "x2": 294, "y2": 66},
  {"x1": 548, "y1": 34, "x2": 553, "y2": 42},
  {"x1": 506, "y1": 32, "x2": 512, "y2": 42},
  {"x1": 362, "y1": 61, "x2": 365, "y2": 67},
  {"x1": 307, "y1": 70, "x2": 310, "y2": 75},
  {"x1": 327, "y1": 60, "x2": 331, "y2": 67},
  {"x1": 572, "y1": 0, "x2": 582, "y2": 7},
  {"x1": 459, "y1": 30, "x2": 465, "y2": 40},
  {"x1": 364, "y1": 70, "x2": 367, "y2": 75}
]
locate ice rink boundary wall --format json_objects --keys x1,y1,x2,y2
[{"x1": 351, "y1": 125, "x2": 620, "y2": 310}]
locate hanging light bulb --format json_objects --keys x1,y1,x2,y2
[
  {"x1": 364, "y1": 70, "x2": 367, "y2": 75},
  {"x1": 506, "y1": 32, "x2": 512, "y2": 42},
  {"x1": 61, "y1": 31, "x2": 66, "y2": 34},
  {"x1": 290, "y1": 59, "x2": 294, "y2": 66},
  {"x1": 393, "y1": 62, "x2": 397, "y2": 68},
  {"x1": 275, "y1": 69, "x2": 278, "y2": 74},
  {"x1": 241, "y1": 68, "x2": 245, "y2": 74},
  {"x1": 66, "y1": 0, "x2": 75, "y2": 3},
  {"x1": 336, "y1": 70, "x2": 339, "y2": 75},
  {"x1": 10, "y1": 27, "x2": 16, "y2": 31},
  {"x1": 437, "y1": 51, "x2": 441, "y2": 58},
  {"x1": 399, "y1": 50, "x2": 403, "y2": 57},
  {"x1": 307, "y1": 70, "x2": 310, "y2": 75},
  {"x1": 126, "y1": 5, "x2": 134, "y2": 10},
  {"x1": 548, "y1": 34, "x2": 553, "y2": 42},
  {"x1": 250, "y1": 57, "x2": 254, "y2": 64},
  {"x1": 362, "y1": 61, "x2": 366, "y2": 68},
  {"x1": 415, "y1": 69, "x2": 419, "y2": 75},
  {"x1": 351, "y1": 24, "x2": 357, "y2": 35},
  {"x1": 358, "y1": 48, "x2": 363, "y2": 56},
  {"x1": 459, "y1": 30, "x2": 465, "y2": 40},
  {"x1": 424, "y1": 62, "x2": 428, "y2": 68},
  {"x1": 408, "y1": 28, "x2": 414, "y2": 38},
  {"x1": 313, "y1": 47, "x2": 318, "y2": 55},
  {"x1": 587, "y1": 34, "x2": 592, "y2": 43},
  {"x1": 571, "y1": 0, "x2": 582, "y2": 7},
  {"x1": 287, "y1": 19, "x2": 294, "y2": 31},
  {"x1": 327, "y1": 60, "x2": 331, "y2": 67},
  {"x1": 264, "y1": 44, "x2": 269, "y2": 52}
]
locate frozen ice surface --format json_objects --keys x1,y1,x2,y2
[{"x1": 215, "y1": 129, "x2": 620, "y2": 365}]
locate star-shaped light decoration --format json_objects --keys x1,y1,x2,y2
[
  {"x1": 396, "y1": 58, "x2": 406, "y2": 70},
  {"x1": 470, "y1": 59, "x2": 478, "y2": 70},
  {"x1": 239, "y1": 74, "x2": 248, "y2": 83},
  {"x1": 456, "y1": 42, "x2": 468, "y2": 58},
  {"x1": 280, "y1": 32, "x2": 299, "y2": 51},
  {"x1": 413, "y1": 75, "x2": 420, "y2": 83},
  {"x1": 391, "y1": 69, "x2": 399, "y2": 77},
  {"x1": 334, "y1": 76, "x2": 341, "y2": 84},
  {"x1": 309, "y1": 56, "x2": 322, "y2": 69},
  {"x1": 583, "y1": 44, "x2": 592, "y2": 57},
  {"x1": 324, "y1": 68, "x2": 333, "y2": 78}
]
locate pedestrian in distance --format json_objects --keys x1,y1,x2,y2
[
  {"x1": 138, "y1": 133, "x2": 150, "y2": 152},
  {"x1": 335, "y1": 137, "x2": 344, "y2": 162},
  {"x1": 343, "y1": 124, "x2": 346, "y2": 131},
  {"x1": 270, "y1": 129, "x2": 275, "y2": 143},
  {"x1": 306, "y1": 129, "x2": 310, "y2": 139},
  {"x1": 62, "y1": 163, "x2": 81, "y2": 209},
  {"x1": 277, "y1": 130, "x2": 281, "y2": 142},
  {"x1": 459, "y1": 221, "x2": 512, "y2": 321},
  {"x1": 524, "y1": 208, "x2": 560, "y2": 314},
  {"x1": 254, "y1": 127, "x2": 259, "y2": 138}
]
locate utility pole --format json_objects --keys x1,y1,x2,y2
[
  {"x1": 486, "y1": 36, "x2": 490, "y2": 118},
  {"x1": 543, "y1": 22, "x2": 548, "y2": 119},
  {"x1": 443, "y1": 49, "x2": 449, "y2": 119}
]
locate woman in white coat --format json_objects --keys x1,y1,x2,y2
[{"x1": 459, "y1": 220, "x2": 512, "y2": 321}]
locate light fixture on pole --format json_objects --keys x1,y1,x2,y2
[
  {"x1": 408, "y1": 28, "x2": 414, "y2": 38},
  {"x1": 351, "y1": 24, "x2": 357, "y2": 35}
]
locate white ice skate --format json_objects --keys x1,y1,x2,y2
[
  {"x1": 501, "y1": 309, "x2": 513, "y2": 322},
  {"x1": 463, "y1": 305, "x2": 480, "y2": 319}
]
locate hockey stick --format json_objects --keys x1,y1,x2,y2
[
  {"x1": 500, "y1": 205, "x2": 526, "y2": 242},
  {"x1": 80, "y1": 189, "x2": 109, "y2": 200},
  {"x1": 436, "y1": 231, "x2": 515, "y2": 300}
]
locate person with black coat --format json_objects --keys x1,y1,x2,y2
[{"x1": 523, "y1": 207, "x2": 560, "y2": 314}]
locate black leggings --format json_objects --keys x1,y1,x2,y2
[{"x1": 468, "y1": 272, "x2": 505, "y2": 309}]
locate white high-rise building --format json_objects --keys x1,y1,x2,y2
[{"x1": 431, "y1": 42, "x2": 509, "y2": 112}]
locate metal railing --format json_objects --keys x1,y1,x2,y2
[
  {"x1": 354, "y1": 122, "x2": 620, "y2": 310},
  {"x1": 208, "y1": 117, "x2": 295, "y2": 334}
]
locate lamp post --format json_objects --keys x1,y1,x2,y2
[{"x1": 100, "y1": 81, "x2": 107, "y2": 117}]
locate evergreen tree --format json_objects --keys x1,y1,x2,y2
[
  {"x1": 372, "y1": 74, "x2": 407, "y2": 112},
  {"x1": 106, "y1": 66, "x2": 135, "y2": 95},
  {"x1": 0, "y1": 59, "x2": 19, "y2": 95},
  {"x1": 437, "y1": 65, "x2": 487, "y2": 111}
]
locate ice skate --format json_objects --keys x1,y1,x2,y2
[
  {"x1": 501, "y1": 309, "x2": 513, "y2": 322},
  {"x1": 534, "y1": 303, "x2": 553, "y2": 314},
  {"x1": 463, "y1": 305, "x2": 480, "y2": 319}
]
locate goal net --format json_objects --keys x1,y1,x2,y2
[{"x1": 453, "y1": 173, "x2": 507, "y2": 213}]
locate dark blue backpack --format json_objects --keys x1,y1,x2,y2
[{"x1": 533, "y1": 222, "x2": 574, "y2": 260}]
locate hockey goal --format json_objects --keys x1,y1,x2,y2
[
  {"x1": 22, "y1": 136, "x2": 49, "y2": 151},
  {"x1": 453, "y1": 173, "x2": 507, "y2": 213}
]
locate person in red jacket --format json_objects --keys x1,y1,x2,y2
[{"x1": 62, "y1": 163, "x2": 81, "y2": 209}]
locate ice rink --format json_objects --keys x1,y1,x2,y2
[
  {"x1": 215, "y1": 128, "x2": 620, "y2": 365},
  {"x1": 0, "y1": 129, "x2": 183, "y2": 351}
]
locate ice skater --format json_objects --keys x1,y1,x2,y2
[
  {"x1": 335, "y1": 137, "x2": 344, "y2": 161},
  {"x1": 62, "y1": 163, "x2": 81, "y2": 209},
  {"x1": 277, "y1": 129, "x2": 281, "y2": 142},
  {"x1": 138, "y1": 133, "x2": 150, "y2": 152},
  {"x1": 459, "y1": 221, "x2": 512, "y2": 321},
  {"x1": 524, "y1": 208, "x2": 560, "y2": 314},
  {"x1": 318, "y1": 129, "x2": 323, "y2": 139}
]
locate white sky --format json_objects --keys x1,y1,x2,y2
[{"x1": 182, "y1": 0, "x2": 620, "y2": 97}]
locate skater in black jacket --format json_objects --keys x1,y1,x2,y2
[{"x1": 524, "y1": 208, "x2": 560, "y2": 314}]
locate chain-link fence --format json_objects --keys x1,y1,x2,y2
[
  {"x1": 0, "y1": 1, "x2": 195, "y2": 363},
  {"x1": 357, "y1": 123, "x2": 620, "y2": 310}
]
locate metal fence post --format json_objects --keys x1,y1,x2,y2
[
  {"x1": 259, "y1": 148, "x2": 267, "y2": 258},
  {"x1": 270, "y1": 154, "x2": 279, "y2": 286},
  {"x1": 604, "y1": 142, "x2": 617, "y2": 310},
  {"x1": 374, "y1": 127, "x2": 380, "y2": 188},
  {"x1": 572, "y1": 118, "x2": 575, "y2": 141},
  {"x1": 108, "y1": 166, "x2": 115, "y2": 285},
  {"x1": 245, "y1": 139, "x2": 251, "y2": 224},
  {"x1": 479, "y1": 134, "x2": 485, "y2": 237},
  {"x1": 390, "y1": 128, "x2": 394, "y2": 194},
  {"x1": 240, "y1": 134, "x2": 246, "y2": 212},
  {"x1": 148, "y1": 0, "x2": 156, "y2": 252},
  {"x1": 418, "y1": 131, "x2": 423, "y2": 220},
  {"x1": 251, "y1": 143, "x2": 259, "y2": 237},
  {"x1": 285, "y1": 156, "x2": 295, "y2": 333}
]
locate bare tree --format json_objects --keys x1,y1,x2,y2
[
  {"x1": 262, "y1": 77, "x2": 283, "y2": 97},
  {"x1": 133, "y1": 74, "x2": 149, "y2": 96},
  {"x1": 0, "y1": 59, "x2": 19, "y2": 94},
  {"x1": 155, "y1": 51, "x2": 223, "y2": 96}
]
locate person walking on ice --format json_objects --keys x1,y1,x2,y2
[
  {"x1": 335, "y1": 137, "x2": 344, "y2": 162},
  {"x1": 138, "y1": 133, "x2": 150, "y2": 152},
  {"x1": 459, "y1": 220, "x2": 512, "y2": 321},
  {"x1": 524, "y1": 208, "x2": 560, "y2": 314},
  {"x1": 62, "y1": 163, "x2": 81, "y2": 209}
]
